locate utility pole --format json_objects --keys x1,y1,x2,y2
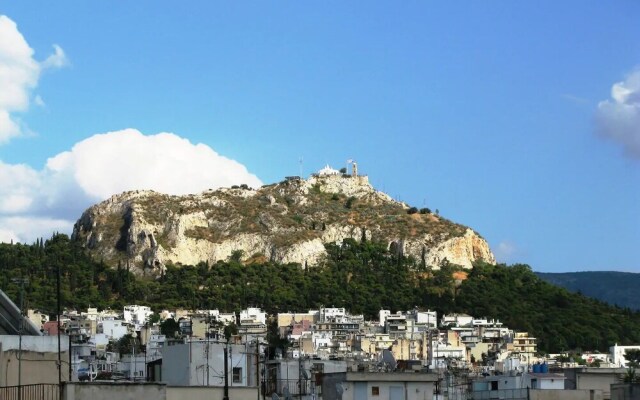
[
  {"x1": 264, "y1": 347, "x2": 269, "y2": 400},
  {"x1": 206, "y1": 335, "x2": 210, "y2": 386},
  {"x1": 57, "y1": 263, "x2": 62, "y2": 393},
  {"x1": 68, "y1": 335, "x2": 72, "y2": 383},
  {"x1": 224, "y1": 342, "x2": 230, "y2": 400},
  {"x1": 206, "y1": 316, "x2": 211, "y2": 386},
  {"x1": 242, "y1": 344, "x2": 264, "y2": 400},
  {"x1": 298, "y1": 356, "x2": 302, "y2": 399},
  {"x1": 131, "y1": 337, "x2": 135, "y2": 381},
  {"x1": 256, "y1": 348, "x2": 260, "y2": 400}
]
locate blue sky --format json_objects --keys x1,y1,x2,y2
[{"x1": 0, "y1": 2, "x2": 639, "y2": 272}]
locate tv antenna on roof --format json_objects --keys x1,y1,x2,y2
[{"x1": 299, "y1": 157, "x2": 303, "y2": 177}]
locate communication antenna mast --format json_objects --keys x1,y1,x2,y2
[
  {"x1": 346, "y1": 159, "x2": 353, "y2": 175},
  {"x1": 298, "y1": 157, "x2": 304, "y2": 177}
]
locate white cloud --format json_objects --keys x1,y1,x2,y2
[
  {"x1": 0, "y1": 15, "x2": 67, "y2": 144},
  {"x1": 46, "y1": 129, "x2": 263, "y2": 199},
  {"x1": 0, "y1": 160, "x2": 40, "y2": 213},
  {"x1": 494, "y1": 240, "x2": 519, "y2": 264},
  {"x1": 596, "y1": 68, "x2": 640, "y2": 159},
  {"x1": 561, "y1": 93, "x2": 589, "y2": 104},
  {"x1": 0, "y1": 110, "x2": 21, "y2": 141},
  {"x1": 0, "y1": 216, "x2": 74, "y2": 244},
  {"x1": 42, "y1": 44, "x2": 68, "y2": 69},
  {"x1": 34, "y1": 95, "x2": 45, "y2": 107},
  {"x1": 0, "y1": 129, "x2": 263, "y2": 243}
]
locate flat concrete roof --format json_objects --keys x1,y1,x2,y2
[
  {"x1": 340, "y1": 372, "x2": 439, "y2": 382},
  {"x1": 568, "y1": 367, "x2": 627, "y2": 374}
]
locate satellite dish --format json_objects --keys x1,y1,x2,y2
[
  {"x1": 335, "y1": 383, "x2": 344, "y2": 396},
  {"x1": 272, "y1": 393, "x2": 280, "y2": 400}
]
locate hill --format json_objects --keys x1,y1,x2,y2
[
  {"x1": 2, "y1": 235, "x2": 640, "y2": 353},
  {"x1": 71, "y1": 171, "x2": 494, "y2": 274},
  {"x1": 537, "y1": 271, "x2": 640, "y2": 310}
]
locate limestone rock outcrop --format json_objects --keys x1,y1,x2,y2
[{"x1": 72, "y1": 174, "x2": 495, "y2": 275}]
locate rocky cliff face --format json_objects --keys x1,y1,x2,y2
[{"x1": 72, "y1": 174, "x2": 495, "y2": 275}]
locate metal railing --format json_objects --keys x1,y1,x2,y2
[
  {"x1": 0, "y1": 384, "x2": 60, "y2": 400},
  {"x1": 469, "y1": 388, "x2": 528, "y2": 399},
  {"x1": 266, "y1": 379, "x2": 312, "y2": 397}
]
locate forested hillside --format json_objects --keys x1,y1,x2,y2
[
  {"x1": 537, "y1": 271, "x2": 640, "y2": 310},
  {"x1": 1, "y1": 234, "x2": 640, "y2": 353}
]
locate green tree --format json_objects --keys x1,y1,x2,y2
[
  {"x1": 345, "y1": 197, "x2": 356, "y2": 209},
  {"x1": 266, "y1": 319, "x2": 289, "y2": 358},
  {"x1": 626, "y1": 349, "x2": 640, "y2": 368},
  {"x1": 110, "y1": 333, "x2": 142, "y2": 355},
  {"x1": 224, "y1": 322, "x2": 239, "y2": 342},
  {"x1": 160, "y1": 318, "x2": 180, "y2": 338},
  {"x1": 625, "y1": 349, "x2": 640, "y2": 382}
]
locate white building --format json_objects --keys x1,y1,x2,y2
[
  {"x1": 268, "y1": 358, "x2": 348, "y2": 398},
  {"x1": 317, "y1": 165, "x2": 341, "y2": 176},
  {"x1": 27, "y1": 309, "x2": 49, "y2": 329},
  {"x1": 81, "y1": 308, "x2": 99, "y2": 321},
  {"x1": 123, "y1": 305, "x2": 154, "y2": 329},
  {"x1": 581, "y1": 352, "x2": 611, "y2": 365},
  {"x1": 378, "y1": 310, "x2": 391, "y2": 326},
  {"x1": 321, "y1": 372, "x2": 438, "y2": 400},
  {"x1": 146, "y1": 334, "x2": 166, "y2": 361},
  {"x1": 380, "y1": 310, "x2": 437, "y2": 340},
  {"x1": 217, "y1": 312, "x2": 237, "y2": 324},
  {"x1": 320, "y1": 307, "x2": 347, "y2": 323},
  {"x1": 441, "y1": 313, "x2": 473, "y2": 327},
  {"x1": 161, "y1": 340, "x2": 255, "y2": 387},
  {"x1": 431, "y1": 339, "x2": 466, "y2": 369},
  {"x1": 414, "y1": 310, "x2": 437, "y2": 328},
  {"x1": 313, "y1": 332, "x2": 333, "y2": 352},
  {"x1": 97, "y1": 309, "x2": 120, "y2": 320},
  {"x1": 240, "y1": 307, "x2": 266, "y2": 325},
  {"x1": 196, "y1": 309, "x2": 237, "y2": 325},
  {"x1": 0, "y1": 335, "x2": 71, "y2": 386},
  {"x1": 118, "y1": 354, "x2": 147, "y2": 381},
  {"x1": 98, "y1": 319, "x2": 128, "y2": 340},
  {"x1": 471, "y1": 372, "x2": 565, "y2": 395},
  {"x1": 89, "y1": 333, "x2": 110, "y2": 351},
  {"x1": 610, "y1": 344, "x2": 640, "y2": 367}
]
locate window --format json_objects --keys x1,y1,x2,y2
[
  {"x1": 371, "y1": 386, "x2": 379, "y2": 396},
  {"x1": 233, "y1": 367, "x2": 242, "y2": 383},
  {"x1": 313, "y1": 363, "x2": 324, "y2": 374}
]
